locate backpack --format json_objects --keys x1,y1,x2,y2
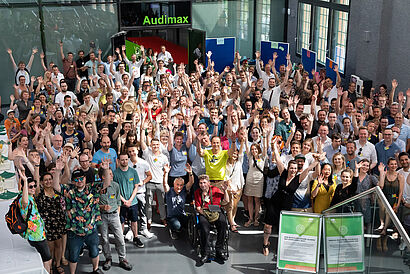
[{"x1": 5, "y1": 194, "x2": 33, "y2": 234}]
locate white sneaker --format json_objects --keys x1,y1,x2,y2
[
  {"x1": 125, "y1": 230, "x2": 133, "y2": 241},
  {"x1": 141, "y1": 229, "x2": 154, "y2": 239}
]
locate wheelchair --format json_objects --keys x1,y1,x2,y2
[{"x1": 187, "y1": 207, "x2": 230, "y2": 260}]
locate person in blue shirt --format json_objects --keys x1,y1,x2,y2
[
  {"x1": 199, "y1": 107, "x2": 224, "y2": 136},
  {"x1": 163, "y1": 163, "x2": 194, "y2": 240},
  {"x1": 375, "y1": 128, "x2": 401, "y2": 171},
  {"x1": 92, "y1": 135, "x2": 117, "y2": 170}
]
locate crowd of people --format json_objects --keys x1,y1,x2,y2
[{"x1": 4, "y1": 39, "x2": 410, "y2": 273}]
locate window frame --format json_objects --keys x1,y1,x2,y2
[{"x1": 296, "y1": 0, "x2": 350, "y2": 74}]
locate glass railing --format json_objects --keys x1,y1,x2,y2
[{"x1": 321, "y1": 186, "x2": 410, "y2": 273}]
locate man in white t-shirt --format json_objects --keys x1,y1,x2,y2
[
  {"x1": 55, "y1": 81, "x2": 80, "y2": 107},
  {"x1": 398, "y1": 153, "x2": 410, "y2": 201},
  {"x1": 127, "y1": 145, "x2": 153, "y2": 238},
  {"x1": 141, "y1": 136, "x2": 169, "y2": 228}
]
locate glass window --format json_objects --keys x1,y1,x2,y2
[
  {"x1": 331, "y1": 10, "x2": 348, "y2": 73},
  {"x1": 296, "y1": 0, "x2": 349, "y2": 70},
  {"x1": 314, "y1": 6, "x2": 329, "y2": 64},
  {"x1": 297, "y1": 3, "x2": 312, "y2": 54},
  {"x1": 42, "y1": 4, "x2": 118, "y2": 70},
  {"x1": 192, "y1": 0, "x2": 254, "y2": 58},
  {"x1": 0, "y1": 8, "x2": 43, "y2": 103}
]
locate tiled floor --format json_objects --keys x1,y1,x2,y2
[{"x1": 69, "y1": 209, "x2": 410, "y2": 274}]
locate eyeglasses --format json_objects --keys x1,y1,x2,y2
[
  {"x1": 358, "y1": 148, "x2": 363, "y2": 155},
  {"x1": 28, "y1": 184, "x2": 37, "y2": 189}
]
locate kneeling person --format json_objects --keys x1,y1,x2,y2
[{"x1": 163, "y1": 163, "x2": 194, "y2": 239}]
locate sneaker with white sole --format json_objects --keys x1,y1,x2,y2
[
  {"x1": 141, "y1": 229, "x2": 154, "y2": 239},
  {"x1": 125, "y1": 230, "x2": 133, "y2": 241}
]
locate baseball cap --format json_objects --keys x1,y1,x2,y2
[
  {"x1": 7, "y1": 109, "x2": 15, "y2": 115},
  {"x1": 295, "y1": 154, "x2": 306, "y2": 160},
  {"x1": 72, "y1": 169, "x2": 85, "y2": 180},
  {"x1": 63, "y1": 143, "x2": 74, "y2": 150}
]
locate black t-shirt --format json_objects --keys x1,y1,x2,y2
[
  {"x1": 76, "y1": 55, "x2": 90, "y2": 78},
  {"x1": 330, "y1": 177, "x2": 358, "y2": 207},
  {"x1": 83, "y1": 167, "x2": 95, "y2": 185}
]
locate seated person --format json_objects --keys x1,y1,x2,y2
[
  {"x1": 163, "y1": 163, "x2": 194, "y2": 240},
  {"x1": 194, "y1": 174, "x2": 230, "y2": 264}
]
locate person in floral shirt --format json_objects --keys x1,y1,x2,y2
[
  {"x1": 18, "y1": 170, "x2": 52, "y2": 273},
  {"x1": 53, "y1": 156, "x2": 111, "y2": 274}
]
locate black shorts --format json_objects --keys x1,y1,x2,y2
[
  {"x1": 28, "y1": 239, "x2": 52, "y2": 262},
  {"x1": 120, "y1": 204, "x2": 139, "y2": 223}
]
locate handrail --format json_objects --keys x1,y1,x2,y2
[{"x1": 322, "y1": 186, "x2": 410, "y2": 248}]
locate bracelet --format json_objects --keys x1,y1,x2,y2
[
  {"x1": 189, "y1": 173, "x2": 193, "y2": 176},
  {"x1": 35, "y1": 165, "x2": 40, "y2": 167}
]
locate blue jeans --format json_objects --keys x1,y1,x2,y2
[
  {"x1": 67, "y1": 229, "x2": 99, "y2": 263},
  {"x1": 167, "y1": 214, "x2": 189, "y2": 232},
  {"x1": 132, "y1": 77, "x2": 140, "y2": 91}
]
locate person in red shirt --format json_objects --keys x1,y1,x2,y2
[{"x1": 194, "y1": 174, "x2": 229, "y2": 264}]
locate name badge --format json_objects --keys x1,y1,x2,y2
[{"x1": 110, "y1": 194, "x2": 115, "y2": 199}]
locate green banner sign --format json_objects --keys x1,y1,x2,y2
[
  {"x1": 323, "y1": 213, "x2": 365, "y2": 273},
  {"x1": 277, "y1": 211, "x2": 322, "y2": 273}
]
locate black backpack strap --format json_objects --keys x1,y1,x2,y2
[{"x1": 26, "y1": 201, "x2": 33, "y2": 222}]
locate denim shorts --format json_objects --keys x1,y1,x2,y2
[
  {"x1": 67, "y1": 229, "x2": 99, "y2": 263},
  {"x1": 28, "y1": 239, "x2": 52, "y2": 262},
  {"x1": 120, "y1": 204, "x2": 139, "y2": 223}
]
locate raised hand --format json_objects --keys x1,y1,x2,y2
[
  {"x1": 392, "y1": 79, "x2": 398, "y2": 89},
  {"x1": 184, "y1": 163, "x2": 192, "y2": 174},
  {"x1": 163, "y1": 164, "x2": 171, "y2": 174},
  {"x1": 6, "y1": 48, "x2": 12, "y2": 55},
  {"x1": 100, "y1": 157, "x2": 110, "y2": 170},
  {"x1": 255, "y1": 51, "x2": 261, "y2": 59},
  {"x1": 56, "y1": 156, "x2": 65, "y2": 171},
  {"x1": 378, "y1": 162, "x2": 385, "y2": 174},
  {"x1": 337, "y1": 87, "x2": 344, "y2": 97},
  {"x1": 273, "y1": 52, "x2": 278, "y2": 59},
  {"x1": 121, "y1": 45, "x2": 126, "y2": 51},
  {"x1": 333, "y1": 64, "x2": 338, "y2": 72},
  {"x1": 40, "y1": 52, "x2": 45, "y2": 59},
  {"x1": 206, "y1": 51, "x2": 212, "y2": 58},
  {"x1": 32, "y1": 48, "x2": 38, "y2": 54}
]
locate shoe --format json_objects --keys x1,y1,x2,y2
[
  {"x1": 125, "y1": 230, "x2": 133, "y2": 241},
  {"x1": 263, "y1": 242, "x2": 270, "y2": 256},
  {"x1": 102, "y1": 258, "x2": 112, "y2": 271},
  {"x1": 89, "y1": 268, "x2": 103, "y2": 274},
  {"x1": 244, "y1": 220, "x2": 253, "y2": 227},
  {"x1": 141, "y1": 228, "x2": 154, "y2": 239},
  {"x1": 119, "y1": 259, "x2": 133, "y2": 271},
  {"x1": 215, "y1": 251, "x2": 228, "y2": 261},
  {"x1": 199, "y1": 254, "x2": 211, "y2": 264},
  {"x1": 133, "y1": 237, "x2": 144, "y2": 248},
  {"x1": 61, "y1": 257, "x2": 68, "y2": 266},
  {"x1": 169, "y1": 229, "x2": 178, "y2": 240}
]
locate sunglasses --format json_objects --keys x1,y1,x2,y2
[
  {"x1": 73, "y1": 177, "x2": 84, "y2": 183},
  {"x1": 29, "y1": 184, "x2": 37, "y2": 189}
]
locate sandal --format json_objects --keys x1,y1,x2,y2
[
  {"x1": 230, "y1": 225, "x2": 238, "y2": 233},
  {"x1": 254, "y1": 220, "x2": 260, "y2": 227},
  {"x1": 244, "y1": 220, "x2": 254, "y2": 227},
  {"x1": 56, "y1": 266, "x2": 65, "y2": 274},
  {"x1": 61, "y1": 257, "x2": 68, "y2": 266},
  {"x1": 263, "y1": 242, "x2": 270, "y2": 256}
]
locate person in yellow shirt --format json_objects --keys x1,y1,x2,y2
[
  {"x1": 311, "y1": 163, "x2": 337, "y2": 213},
  {"x1": 197, "y1": 135, "x2": 235, "y2": 189}
]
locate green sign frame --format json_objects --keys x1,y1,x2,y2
[
  {"x1": 323, "y1": 213, "x2": 365, "y2": 273},
  {"x1": 277, "y1": 211, "x2": 322, "y2": 273}
]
